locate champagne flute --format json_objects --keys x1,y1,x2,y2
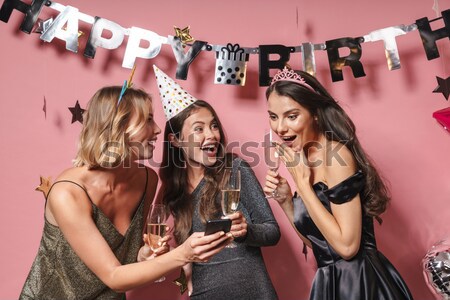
[
  {"x1": 221, "y1": 169, "x2": 241, "y2": 248},
  {"x1": 147, "y1": 203, "x2": 167, "y2": 282},
  {"x1": 264, "y1": 129, "x2": 280, "y2": 198}
]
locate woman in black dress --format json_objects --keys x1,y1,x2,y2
[{"x1": 264, "y1": 66, "x2": 413, "y2": 300}]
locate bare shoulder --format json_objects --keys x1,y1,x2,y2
[
  {"x1": 47, "y1": 167, "x2": 92, "y2": 222},
  {"x1": 325, "y1": 141, "x2": 357, "y2": 187}
]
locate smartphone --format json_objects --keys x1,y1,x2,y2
[{"x1": 204, "y1": 219, "x2": 232, "y2": 235}]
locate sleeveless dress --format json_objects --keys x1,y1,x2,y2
[
  {"x1": 20, "y1": 169, "x2": 148, "y2": 300},
  {"x1": 293, "y1": 170, "x2": 414, "y2": 300},
  {"x1": 189, "y1": 158, "x2": 280, "y2": 300}
]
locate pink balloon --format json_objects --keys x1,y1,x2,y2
[{"x1": 433, "y1": 107, "x2": 450, "y2": 133}]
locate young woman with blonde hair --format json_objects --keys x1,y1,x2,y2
[{"x1": 20, "y1": 86, "x2": 231, "y2": 300}]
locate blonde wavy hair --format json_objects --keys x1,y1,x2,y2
[{"x1": 73, "y1": 86, "x2": 152, "y2": 169}]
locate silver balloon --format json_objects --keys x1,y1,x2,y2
[
  {"x1": 122, "y1": 27, "x2": 165, "y2": 69},
  {"x1": 423, "y1": 238, "x2": 450, "y2": 299},
  {"x1": 363, "y1": 24, "x2": 417, "y2": 71},
  {"x1": 40, "y1": 6, "x2": 80, "y2": 53}
]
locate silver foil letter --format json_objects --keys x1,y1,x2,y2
[
  {"x1": 40, "y1": 6, "x2": 80, "y2": 53},
  {"x1": 122, "y1": 27, "x2": 163, "y2": 69},
  {"x1": 84, "y1": 17, "x2": 125, "y2": 58},
  {"x1": 363, "y1": 24, "x2": 417, "y2": 70}
]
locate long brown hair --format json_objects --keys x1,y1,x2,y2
[
  {"x1": 266, "y1": 71, "x2": 390, "y2": 223},
  {"x1": 159, "y1": 100, "x2": 235, "y2": 243}
]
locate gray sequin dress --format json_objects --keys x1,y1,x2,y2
[
  {"x1": 20, "y1": 173, "x2": 147, "y2": 300},
  {"x1": 190, "y1": 158, "x2": 280, "y2": 300}
]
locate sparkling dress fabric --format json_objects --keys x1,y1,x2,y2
[
  {"x1": 190, "y1": 158, "x2": 280, "y2": 300},
  {"x1": 293, "y1": 170, "x2": 413, "y2": 300},
  {"x1": 20, "y1": 172, "x2": 147, "y2": 300}
]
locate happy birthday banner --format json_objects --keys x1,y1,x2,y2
[{"x1": 1, "y1": 0, "x2": 449, "y2": 86}]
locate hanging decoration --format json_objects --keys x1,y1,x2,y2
[
  {"x1": 68, "y1": 100, "x2": 84, "y2": 124},
  {"x1": 168, "y1": 36, "x2": 207, "y2": 80},
  {"x1": 362, "y1": 24, "x2": 417, "y2": 71},
  {"x1": 33, "y1": 17, "x2": 52, "y2": 34},
  {"x1": 214, "y1": 43, "x2": 249, "y2": 86},
  {"x1": 174, "y1": 26, "x2": 194, "y2": 45},
  {"x1": 433, "y1": 76, "x2": 450, "y2": 100},
  {"x1": 43, "y1": 96, "x2": 47, "y2": 119},
  {"x1": 35, "y1": 176, "x2": 52, "y2": 199},
  {"x1": 0, "y1": 0, "x2": 450, "y2": 85}
]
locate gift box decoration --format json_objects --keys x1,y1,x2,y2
[{"x1": 214, "y1": 43, "x2": 249, "y2": 86}]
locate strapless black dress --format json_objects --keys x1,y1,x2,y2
[{"x1": 293, "y1": 170, "x2": 413, "y2": 300}]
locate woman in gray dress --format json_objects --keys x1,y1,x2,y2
[{"x1": 158, "y1": 97, "x2": 280, "y2": 299}]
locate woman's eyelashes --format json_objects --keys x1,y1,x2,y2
[{"x1": 287, "y1": 114, "x2": 298, "y2": 121}]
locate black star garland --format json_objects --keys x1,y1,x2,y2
[
  {"x1": 68, "y1": 100, "x2": 85, "y2": 124},
  {"x1": 433, "y1": 76, "x2": 450, "y2": 100}
]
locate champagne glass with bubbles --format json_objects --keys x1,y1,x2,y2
[
  {"x1": 221, "y1": 169, "x2": 241, "y2": 248},
  {"x1": 147, "y1": 203, "x2": 167, "y2": 282},
  {"x1": 264, "y1": 128, "x2": 280, "y2": 198}
]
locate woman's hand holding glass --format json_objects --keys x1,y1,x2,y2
[
  {"x1": 146, "y1": 203, "x2": 169, "y2": 282},
  {"x1": 221, "y1": 169, "x2": 241, "y2": 248},
  {"x1": 226, "y1": 211, "x2": 248, "y2": 239},
  {"x1": 138, "y1": 233, "x2": 171, "y2": 261},
  {"x1": 264, "y1": 129, "x2": 282, "y2": 198},
  {"x1": 263, "y1": 169, "x2": 293, "y2": 205}
]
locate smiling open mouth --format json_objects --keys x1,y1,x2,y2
[
  {"x1": 200, "y1": 144, "x2": 217, "y2": 153},
  {"x1": 281, "y1": 136, "x2": 296, "y2": 142}
]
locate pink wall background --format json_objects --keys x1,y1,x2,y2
[{"x1": 1, "y1": 0, "x2": 449, "y2": 299}]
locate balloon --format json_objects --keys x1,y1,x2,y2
[
  {"x1": 422, "y1": 238, "x2": 450, "y2": 299},
  {"x1": 432, "y1": 107, "x2": 450, "y2": 133}
]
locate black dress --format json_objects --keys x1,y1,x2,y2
[{"x1": 293, "y1": 170, "x2": 414, "y2": 300}]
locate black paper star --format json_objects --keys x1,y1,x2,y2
[
  {"x1": 172, "y1": 268, "x2": 188, "y2": 295},
  {"x1": 68, "y1": 100, "x2": 85, "y2": 124},
  {"x1": 433, "y1": 76, "x2": 450, "y2": 100}
]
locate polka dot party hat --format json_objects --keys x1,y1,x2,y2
[{"x1": 153, "y1": 65, "x2": 198, "y2": 120}]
